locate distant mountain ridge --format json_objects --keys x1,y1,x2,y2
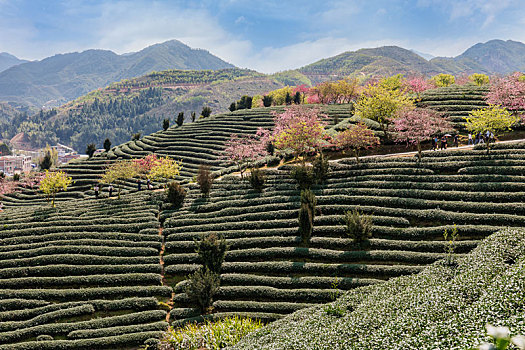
[
  {"x1": 0, "y1": 52, "x2": 28, "y2": 73},
  {"x1": 299, "y1": 39, "x2": 525, "y2": 83},
  {"x1": 0, "y1": 40, "x2": 234, "y2": 108}
]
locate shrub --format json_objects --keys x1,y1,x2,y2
[
  {"x1": 195, "y1": 232, "x2": 228, "y2": 274},
  {"x1": 185, "y1": 268, "x2": 220, "y2": 313},
  {"x1": 13, "y1": 173, "x2": 20, "y2": 182},
  {"x1": 312, "y1": 152, "x2": 329, "y2": 183},
  {"x1": 36, "y1": 335, "x2": 53, "y2": 341},
  {"x1": 443, "y1": 225, "x2": 459, "y2": 266},
  {"x1": 290, "y1": 165, "x2": 315, "y2": 190},
  {"x1": 166, "y1": 181, "x2": 186, "y2": 208},
  {"x1": 86, "y1": 143, "x2": 96, "y2": 158},
  {"x1": 248, "y1": 168, "x2": 265, "y2": 192},
  {"x1": 161, "y1": 316, "x2": 262, "y2": 350},
  {"x1": 104, "y1": 138, "x2": 112, "y2": 152},
  {"x1": 196, "y1": 164, "x2": 214, "y2": 196},
  {"x1": 132, "y1": 133, "x2": 142, "y2": 141},
  {"x1": 163, "y1": 118, "x2": 170, "y2": 131},
  {"x1": 298, "y1": 189, "x2": 316, "y2": 244},
  {"x1": 344, "y1": 208, "x2": 373, "y2": 242},
  {"x1": 201, "y1": 106, "x2": 212, "y2": 118}
]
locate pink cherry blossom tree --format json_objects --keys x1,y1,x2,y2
[
  {"x1": 486, "y1": 72, "x2": 525, "y2": 115},
  {"x1": 403, "y1": 76, "x2": 432, "y2": 99},
  {"x1": 272, "y1": 106, "x2": 327, "y2": 164},
  {"x1": 392, "y1": 108, "x2": 452, "y2": 160},
  {"x1": 224, "y1": 128, "x2": 269, "y2": 178},
  {"x1": 334, "y1": 123, "x2": 380, "y2": 163}
]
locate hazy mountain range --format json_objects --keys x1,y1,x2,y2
[
  {"x1": 1, "y1": 38, "x2": 525, "y2": 150},
  {"x1": 0, "y1": 40, "x2": 234, "y2": 108}
]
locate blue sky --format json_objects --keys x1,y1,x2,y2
[{"x1": 1, "y1": 0, "x2": 524, "y2": 73}]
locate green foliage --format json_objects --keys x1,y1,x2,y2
[
  {"x1": 103, "y1": 138, "x2": 111, "y2": 152},
  {"x1": 195, "y1": 232, "x2": 228, "y2": 275},
  {"x1": 466, "y1": 105, "x2": 519, "y2": 153},
  {"x1": 248, "y1": 167, "x2": 266, "y2": 192},
  {"x1": 443, "y1": 224, "x2": 459, "y2": 266},
  {"x1": 229, "y1": 102, "x2": 237, "y2": 112},
  {"x1": 343, "y1": 208, "x2": 373, "y2": 242},
  {"x1": 191, "y1": 111, "x2": 196, "y2": 122},
  {"x1": 355, "y1": 83, "x2": 414, "y2": 133},
  {"x1": 262, "y1": 95, "x2": 273, "y2": 107},
  {"x1": 184, "y1": 268, "x2": 220, "y2": 313},
  {"x1": 312, "y1": 152, "x2": 329, "y2": 183},
  {"x1": 132, "y1": 132, "x2": 142, "y2": 141},
  {"x1": 176, "y1": 112, "x2": 184, "y2": 127},
  {"x1": 290, "y1": 165, "x2": 315, "y2": 190},
  {"x1": 298, "y1": 189, "x2": 316, "y2": 244},
  {"x1": 85, "y1": 143, "x2": 96, "y2": 158},
  {"x1": 39, "y1": 152, "x2": 53, "y2": 171},
  {"x1": 163, "y1": 118, "x2": 170, "y2": 131},
  {"x1": 469, "y1": 73, "x2": 490, "y2": 86},
  {"x1": 236, "y1": 95, "x2": 253, "y2": 110},
  {"x1": 196, "y1": 164, "x2": 214, "y2": 196},
  {"x1": 431, "y1": 73, "x2": 455, "y2": 87},
  {"x1": 166, "y1": 181, "x2": 186, "y2": 208},
  {"x1": 161, "y1": 316, "x2": 263, "y2": 350},
  {"x1": 201, "y1": 106, "x2": 212, "y2": 118}
]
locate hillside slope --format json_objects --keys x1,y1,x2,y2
[
  {"x1": 9, "y1": 69, "x2": 285, "y2": 151},
  {"x1": 0, "y1": 53, "x2": 28, "y2": 73},
  {"x1": 232, "y1": 227, "x2": 525, "y2": 349},
  {"x1": 163, "y1": 141, "x2": 525, "y2": 324},
  {"x1": 0, "y1": 40, "x2": 234, "y2": 108}
]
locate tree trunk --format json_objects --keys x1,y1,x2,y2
[
  {"x1": 417, "y1": 142, "x2": 422, "y2": 161},
  {"x1": 354, "y1": 149, "x2": 360, "y2": 164},
  {"x1": 52, "y1": 191, "x2": 56, "y2": 208}
]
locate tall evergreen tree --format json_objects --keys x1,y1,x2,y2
[
  {"x1": 103, "y1": 138, "x2": 111, "y2": 152},
  {"x1": 176, "y1": 112, "x2": 184, "y2": 127},
  {"x1": 163, "y1": 118, "x2": 170, "y2": 131}
]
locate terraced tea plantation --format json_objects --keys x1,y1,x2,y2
[
  {"x1": 2, "y1": 105, "x2": 358, "y2": 208},
  {"x1": 2, "y1": 102, "x2": 525, "y2": 348},
  {"x1": 417, "y1": 84, "x2": 489, "y2": 130},
  {"x1": 0, "y1": 193, "x2": 171, "y2": 349},
  {"x1": 163, "y1": 141, "x2": 525, "y2": 325}
]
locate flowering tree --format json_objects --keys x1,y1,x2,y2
[
  {"x1": 403, "y1": 76, "x2": 432, "y2": 99},
  {"x1": 486, "y1": 72, "x2": 525, "y2": 114},
  {"x1": 431, "y1": 74, "x2": 455, "y2": 87},
  {"x1": 100, "y1": 160, "x2": 138, "y2": 199},
  {"x1": 355, "y1": 83, "x2": 414, "y2": 137},
  {"x1": 134, "y1": 154, "x2": 159, "y2": 175},
  {"x1": 392, "y1": 108, "x2": 452, "y2": 160},
  {"x1": 272, "y1": 106, "x2": 327, "y2": 164},
  {"x1": 335, "y1": 123, "x2": 380, "y2": 163},
  {"x1": 39, "y1": 170, "x2": 73, "y2": 207},
  {"x1": 224, "y1": 129, "x2": 269, "y2": 178},
  {"x1": 466, "y1": 104, "x2": 519, "y2": 154},
  {"x1": 469, "y1": 73, "x2": 490, "y2": 86},
  {"x1": 148, "y1": 156, "x2": 182, "y2": 184}
]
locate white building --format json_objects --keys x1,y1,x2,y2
[{"x1": 0, "y1": 155, "x2": 32, "y2": 175}]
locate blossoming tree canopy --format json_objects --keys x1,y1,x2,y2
[
  {"x1": 147, "y1": 156, "x2": 182, "y2": 183},
  {"x1": 403, "y1": 76, "x2": 432, "y2": 99},
  {"x1": 272, "y1": 106, "x2": 327, "y2": 163},
  {"x1": 466, "y1": 104, "x2": 519, "y2": 153},
  {"x1": 39, "y1": 170, "x2": 73, "y2": 207},
  {"x1": 355, "y1": 82, "x2": 414, "y2": 133},
  {"x1": 392, "y1": 108, "x2": 452, "y2": 159},
  {"x1": 486, "y1": 72, "x2": 525, "y2": 114},
  {"x1": 224, "y1": 128, "x2": 269, "y2": 178},
  {"x1": 100, "y1": 159, "x2": 139, "y2": 198},
  {"x1": 334, "y1": 123, "x2": 380, "y2": 163}
]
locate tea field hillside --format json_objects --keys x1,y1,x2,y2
[
  {"x1": 163, "y1": 141, "x2": 525, "y2": 324},
  {"x1": 2, "y1": 97, "x2": 525, "y2": 348},
  {"x1": 230, "y1": 227, "x2": 525, "y2": 350}
]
